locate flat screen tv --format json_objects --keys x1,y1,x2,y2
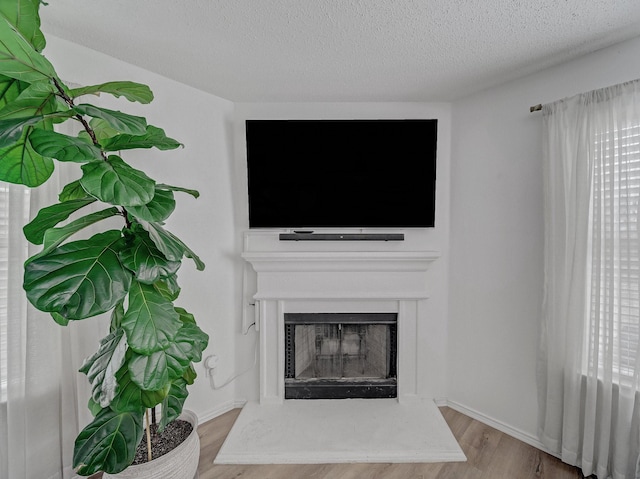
[{"x1": 245, "y1": 119, "x2": 437, "y2": 228}]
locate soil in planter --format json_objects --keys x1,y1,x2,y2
[{"x1": 132, "y1": 419, "x2": 193, "y2": 465}]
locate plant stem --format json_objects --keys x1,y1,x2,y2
[
  {"x1": 145, "y1": 409, "x2": 152, "y2": 463},
  {"x1": 52, "y1": 76, "x2": 132, "y2": 229},
  {"x1": 51, "y1": 77, "x2": 108, "y2": 160},
  {"x1": 121, "y1": 208, "x2": 132, "y2": 229}
]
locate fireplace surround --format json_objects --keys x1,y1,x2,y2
[{"x1": 242, "y1": 232, "x2": 440, "y2": 405}]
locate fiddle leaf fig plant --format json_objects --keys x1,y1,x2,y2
[{"x1": 0, "y1": 1, "x2": 209, "y2": 475}]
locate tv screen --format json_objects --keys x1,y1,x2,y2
[{"x1": 245, "y1": 119, "x2": 437, "y2": 228}]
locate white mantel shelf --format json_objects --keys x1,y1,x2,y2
[
  {"x1": 242, "y1": 250, "x2": 440, "y2": 301},
  {"x1": 242, "y1": 251, "x2": 440, "y2": 271}
]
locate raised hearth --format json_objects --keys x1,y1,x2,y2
[{"x1": 214, "y1": 399, "x2": 466, "y2": 464}]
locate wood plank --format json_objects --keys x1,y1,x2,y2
[{"x1": 457, "y1": 417, "x2": 502, "y2": 471}]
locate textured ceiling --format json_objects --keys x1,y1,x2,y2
[{"x1": 40, "y1": 0, "x2": 640, "y2": 102}]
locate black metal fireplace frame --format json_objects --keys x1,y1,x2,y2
[{"x1": 284, "y1": 313, "x2": 398, "y2": 400}]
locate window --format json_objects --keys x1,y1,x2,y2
[
  {"x1": 0, "y1": 185, "x2": 30, "y2": 401},
  {"x1": 589, "y1": 122, "x2": 640, "y2": 385}
]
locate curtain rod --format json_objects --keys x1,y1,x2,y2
[{"x1": 530, "y1": 79, "x2": 640, "y2": 113}]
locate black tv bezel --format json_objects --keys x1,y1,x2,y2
[{"x1": 245, "y1": 119, "x2": 437, "y2": 229}]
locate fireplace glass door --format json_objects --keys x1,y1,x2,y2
[{"x1": 284, "y1": 313, "x2": 397, "y2": 399}]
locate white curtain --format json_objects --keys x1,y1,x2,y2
[
  {"x1": 539, "y1": 80, "x2": 640, "y2": 479},
  {"x1": 0, "y1": 165, "x2": 103, "y2": 479}
]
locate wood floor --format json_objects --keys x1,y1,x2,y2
[{"x1": 197, "y1": 406, "x2": 594, "y2": 479}]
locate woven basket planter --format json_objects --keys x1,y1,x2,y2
[{"x1": 103, "y1": 410, "x2": 200, "y2": 479}]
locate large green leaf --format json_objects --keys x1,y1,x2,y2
[
  {"x1": 0, "y1": 0, "x2": 46, "y2": 51},
  {"x1": 136, "y1": 220, "x2": 181, "y2": 262},
  {"x1": 182, "y1": 364, "x2": 197, "y2": 385},
  {"x1": 33, "y1": 208, "x2": 120, "y2": 260},
  {"x1": 0, "y1": 76, "x2": 64, "y2": 187},
  {"x1": 23, "y1": 230, "x2": 132, "y2": 320},
  {"x1": 58, "y1": 179, "x2": 89, "y2": 202},
  {"x1": 121, "y1": 280, "x2": 182, "y2": 354},
  {"x1": 87, "y1": 397, "x2": 102, "y2": 417},
  {"x1": 74, "y1": 104, "x2": 147, "y2": 135},
  {"x1": 128, "y1": 322, "x2": 208, "y2": 391},
  {"x1": 126, "y1": 188, "x2": 175, "y2": 222},
  {"x1": 157, "y1": 183, "x2": 200, "y2": 199},
  {"x1": 110, "y1": 300, "x2": 125, "y2": 331},
  {"x1": 159, "y1": 378, "x2": 189, "y2": 432},
  {"x1": 108, "y1": 364, "x2": 144, "y2": 414},
  {"x1": 100, "y1": 125, "x2": 182, "y2": 152},
  {"x1": 127, "y1": 350, "x2": 170, "y2": 391},
  {"x1": 140, "y1": 384, "x2": 170, "y2": 408},
  {"x1": 109, "y1": 364, "x2": 168, "y2": 413},
  {"x1": 0, "y1": 81, "x2": 61, "y2": 120},
  {"x1": 175, "y1": 306, "x2": 195, "y2": 324},
  {"x1": 73, "y1": 407, "x2": 143, "y2": 476},
  {"x1": 51, "y1": 312, "x2": 69, "y2": 326},
  {"x1": 176, "y1": 322, "x2": 209, "y2": 359},
  {"x1": 0, "y1": 114, "x2": 43, "y2": 147},
  {"x1": 153, "y1": 274, "x2": 181, "y2": 301},
  {"x1": 29, "y1": 129, "x2": 103, "y2": 163},
  {"x1": 0, "y1": 109, "x2": 74, "y2": 185},
  {"x1": 0, "y1": 75, "x2": 27, "y2": 111},
  {"x1": 79, "y1": 328, "x2": 128, "y2": 408},
  {"x1": 120, "y1": 225, "x2": 180, "y2": 284},
  {"x1": 138, "y1": 220, "x2": 205, "y2": 271},
  {"x1": 80, "y1": 155, "x2": 156, "y2": 207},
  {"x1": 0, "y1": 125, "x2": 53, "y2": 186},
  {"x1": 0, "y1": 15, "x2": 56, "y2": 83},
  {"x1": 23, "y1": 197, "x2": 96, "y2": 244},
  {"x1": 69, "y1": 81, "x2": 153, "y2": 104}
]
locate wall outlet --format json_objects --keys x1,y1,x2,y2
[{"x1": 204, "y1": 354, "x2": 219, "y2": 375}]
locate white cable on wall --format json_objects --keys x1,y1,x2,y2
[{"x1": 205, "y1": 323, "x2": 257, "y2": 390}]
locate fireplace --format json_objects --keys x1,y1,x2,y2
[
  {"x1": 241, "y1": 232, "x2": 440, "y2": 405},
  {"x1": 216, "y1": 234, "x2": 460, "y2": 465},
  {"x1": 284, "y1": 313, "x2": 397, "y2": 399}
]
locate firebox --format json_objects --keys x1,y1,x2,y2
[{"x1": 284, "y1": 313, "x2": 397, "y2": 399}]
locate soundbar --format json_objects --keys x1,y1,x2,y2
[{"x1": 279, "y1": 233, "x2": 404, "y2": 241}]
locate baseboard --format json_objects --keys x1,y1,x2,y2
[
  {"x1": 445, "y1": 400, "x2": 557, "y2": 458},
  {"x1": 433, "y1": 397, "x2": 449, "y2": 407},
  {"x1": 197, "y1": 399, "x2": 240, "y2": 425}
]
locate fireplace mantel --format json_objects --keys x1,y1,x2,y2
[
  {"x1": 242, "y1": 233, "x2": 440, "y2": 404},
  {"x1": 242, "y1": 251, "x2": 439, "y2": 301},
  {"x1": 242, "y1": 251, "x2": 438, "y2": 272}
]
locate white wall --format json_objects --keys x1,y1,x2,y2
[
  {"x1": 232, "y1": 102, "x2": 452, "y2": 402},
  {"x1": 42, "y1": 35, "x2": 240, "y2": 423},
  {"x1": 448, "y1": 35, "x2": 640, "y2": 444}
]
